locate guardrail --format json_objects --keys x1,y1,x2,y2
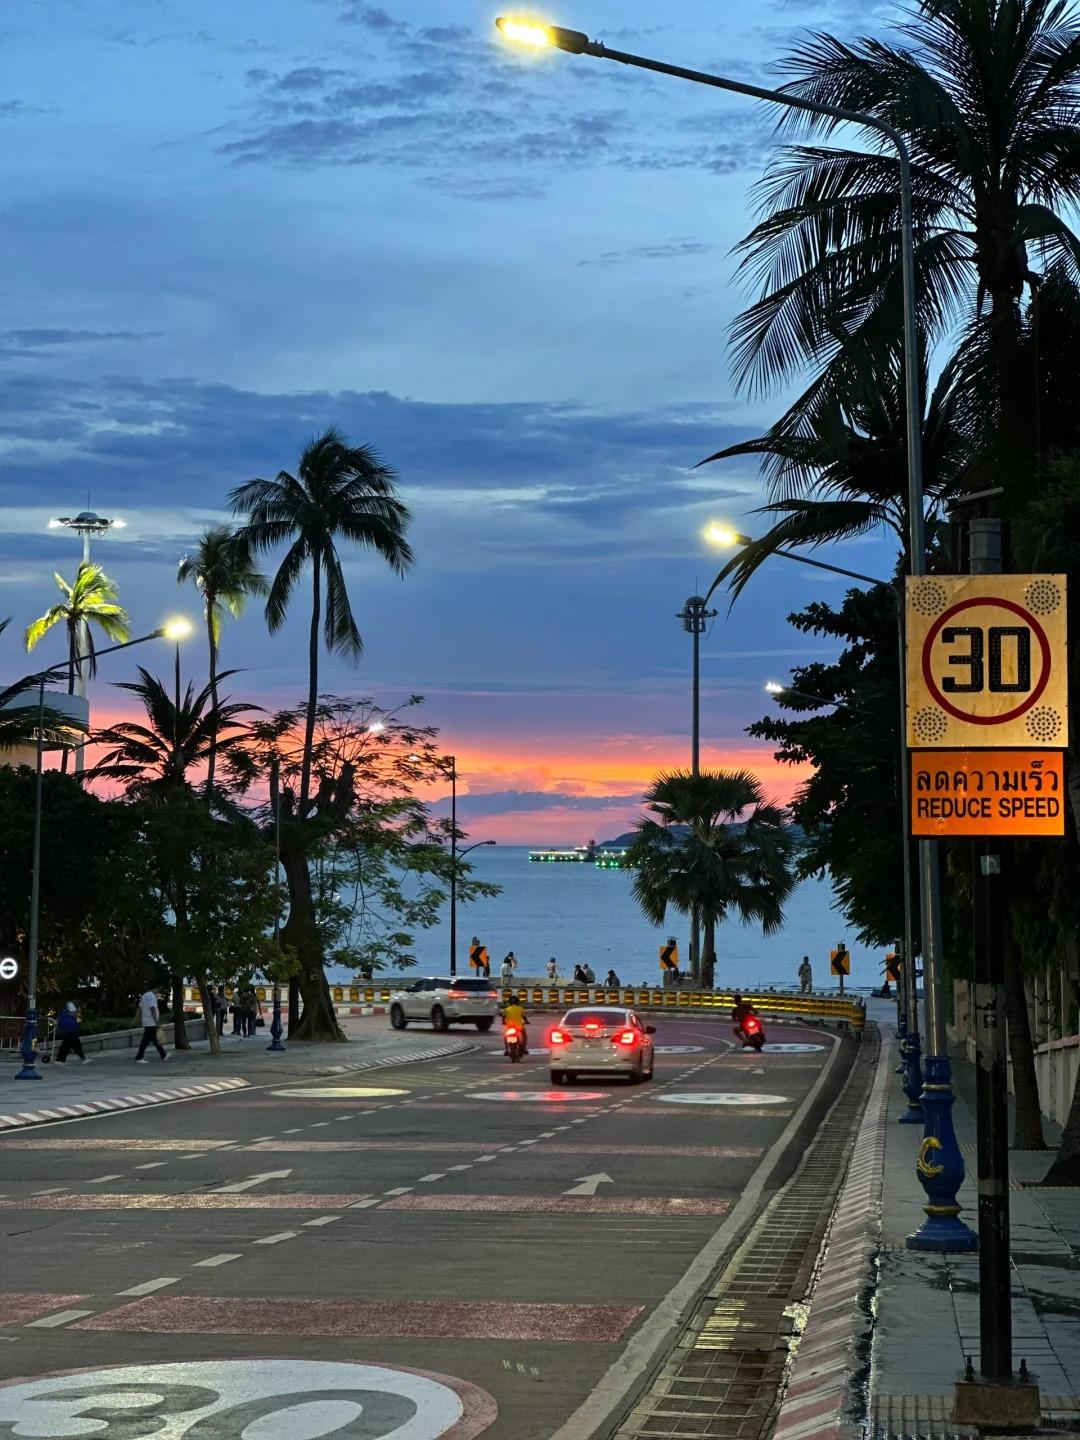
[{"x1": 184, "y1": 984, "x2": 864, "y2": 1031}]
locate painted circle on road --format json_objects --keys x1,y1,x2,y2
[
  {"x1": 469, "y1": 1090, "x2": 608, "y2": 1102},
  {"x1": 272, "y1": 1085, "x2": 409, "y2": 1099},
  {"x1": 654, "y1": 1045, "x2": 705, "y2": 1054},
  {"x1": 657, "y1": 1092, "x2": 790, "y2": 1106},
  {"x1": 761, "y1": 1043, "x2": 825, "y2": 1053},
  {"x1": 0, "y1": 1358, "x2": 498, "y2": 1438}
]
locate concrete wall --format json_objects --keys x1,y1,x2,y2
[{"x1": 46, "y1": 1018, "x2": 207, "y2": 1056}]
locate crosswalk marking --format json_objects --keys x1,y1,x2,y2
[{"x1": 28, "y1": 1309, "x2": 94, "y2": 1328}]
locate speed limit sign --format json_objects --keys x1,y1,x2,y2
[{"x1": 906, "y1": 575, "x2": 1067, "y2": 748}]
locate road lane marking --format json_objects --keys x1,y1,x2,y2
[
  {"x1": 657, "y1": 1092, "x2": 791, "y2": 1106},
  {"x1": 212, "y1": 1168, "x2": 293, "y2": 1194},
  {"x1": 418, "y1": 1173, "x2": 446, "y2": 1183},
  {"x1": 310, "y1": 1121, "x2": 330, "y2": 1127},
  {"x1": 87, "y1": 1174, "x2": 122, "y2": 1184},
  {"x1": 28, "y1": 1309, "x2": 94, "y2": 1328},
  {"x1": 383, "y1": 1186, "x2": 414, "y2": 1196},
  {"x1": 475, "y1": 1156, "x2": 496, "y2": 1163},
  {"x1": 272, "y1": 1086, "x2": 409, "y2": 1099},
  {"x1": 31, "y1": 1186, "x2": 67, "y2": 1195},
  {"x1": 0, "y1": 1192, "x2": 369, "y2": 1210},
  {"x1": 384, "y1": 1194, "x2": 732, "y2": 1217},
  {"x1": 448, "y1": 1164, "x2": 473, "y2": 1172},
  {"x1": 117, "y1": 1277, "x2": 178, "y2": 1296},
  {"x1": 134, "y1": 1162, "x2": 166, "y2": 1170},
  {"x1": 252, "y1": 1231, "x2": 297, "y2": 1245},
  {"x1": 348, "y1": 1198, "x2": 382, "y2": 1209},
  {"x1": 193, "y1": 1253, "x2": 241, "y2": 1267},
  {"x1": 563, "y1": 1173, "x2": 613, "y2": 1196},
  {"x1": 303, "y1": 1216, "x2": 342, "y2": 1226},
  {"x1": 282, "y1": 1127, "x2": 304, "y2": 1134}
]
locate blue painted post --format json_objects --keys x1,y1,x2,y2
[
  {"x1": 267, "y1": 984, "x2": 285, "y2": 1052},
  {"x1": 16, "y1": 1007, "x2": 40, "y2": 1081}
]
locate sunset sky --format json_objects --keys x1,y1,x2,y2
[{"x1": 1, "y1": 0, "x2": 898, "y2": 843}]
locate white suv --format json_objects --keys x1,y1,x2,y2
[{"x1": 389, "y1": 977, "x2": 500, "y2": 1033}]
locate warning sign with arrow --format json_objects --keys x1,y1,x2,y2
[{"x1": 905, "y1": 575, "x2": 1067, "y2": 749}]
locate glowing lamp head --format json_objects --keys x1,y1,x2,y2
[
  {"x1": 764, "y1": 681, "x2": 785, "y2": 696},
  {"x1": 47, "y1": 518, "x2": 64, "y2": 529},
  {"x1": 496, "y1": 16, "x2": 551, "y2": 46},
  {"x1": 162, "y1": 616, "x2": 193, "y2": 642},
  {"x1": 704, "y1": 522, "x2": 750, "y2": 549},
  {"x1": 366, "y1": 721, "x2": 386, "y2": 734}
]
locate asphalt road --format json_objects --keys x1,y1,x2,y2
[{"x1": 0, "y1": 1016, "x2": 844, "y2": 1440}]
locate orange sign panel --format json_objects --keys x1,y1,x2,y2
[{"x1": 911, "y1": 750, "x2": 1065, "y2": 837}]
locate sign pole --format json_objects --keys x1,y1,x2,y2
[{"x1": 969, "y1": 517, "x2": 1013, "y2": 1380}]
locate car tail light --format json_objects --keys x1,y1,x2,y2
[
  {"x1": 549, "y1": 1028, "x2": 570, "y2": 1045},
  {"x1": 448, "y1": 990, "x2": 469, "y2": 999},
  {"x1": 615, "y1": 1029, "x2": 638, "y2": 1047},
  {"x1": 487, "y1": 991, "x2": 498, "y2": 999},
  {"x1": 584, "y1": 1020, "x2": 602, "y2": 1034}
]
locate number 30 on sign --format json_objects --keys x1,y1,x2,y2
[{"x1": 905, "y1": 575, "x2": 1068, "y2": 748}]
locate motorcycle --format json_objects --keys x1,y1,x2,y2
[
  {"x1": 736, "y1": 1014, "x2": 766, "y2": 1052},
  {"x1": 504, "y1": 1025, "x2": 526, "y2": 1062}
]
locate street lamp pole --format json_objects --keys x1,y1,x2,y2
[
  {"x1": 496, "y1": 16, "x2": 971, "y2": 1248},
  {"x1": 14, "y1": 623, "x2": 188, "y2": 1080},
  {"x1": 267, "y1": 774, "x2": 286, "y2": 1052},
  {"x1": 448, "y1": 756, "x2": 458, "y2": 977},
  {"x1": 677, "y1": 594, "x2": 716, "y2": 981}
]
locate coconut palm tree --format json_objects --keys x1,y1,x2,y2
[
  {"x1": 230, "y1": 427, "x2": 413, "y2": 812},
  {"x1": 25, "y1": 564, "x2": 129, "y2": 772},
  {"x1": 625, "y1": 770, "x2": 797, "y2": 987},
  {"x1": 90, "y1": 667, "x2": 250, "y2": 793},
  {"x1": 730, "y1": 0, "x2": 1080, "y2": 507},
  {"x1": 0, "y1": 620, "x2": 84, "y2": 753},
  {"x1": 177, "y1": 526, "x2": 267, "y2": 797}
]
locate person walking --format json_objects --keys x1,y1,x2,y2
[
  {"x1": 500, "y1": 955, "x2": 514, "y2": 984},
  {"x1": 798, "y1": 957, "x2": 813, "y2": 994},
  {"x1": 55, "y1": 1001, "x2": 90, "y2": 1064},
  {"x1": 134, "y1": 988, "x2": 168, "y2": 1063},
  {"x1": 546, "y1": 957, "x2": 558, "y2": 983},
  {"x1": 241, "y1": 986, "x2": 260, "y2": 1037}
]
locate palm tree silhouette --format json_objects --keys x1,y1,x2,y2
[
  {"x1": 230, "y1": 426, "x2": 413, "y2": 811},
  {"x1": 177, "y1": 526, "x2": 267, "y2": 797}
]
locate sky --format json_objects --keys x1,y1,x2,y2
[{"x1": 0, "y1": 0, "x2": 900, "y2": 843}]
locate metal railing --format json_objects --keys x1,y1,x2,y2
[{"x1": 0, "y1": 1013, "x2": 56, "y2": 1059}]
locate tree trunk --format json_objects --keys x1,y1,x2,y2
[
  {"x1": 60, "y1": 623, "x2": 75, "y2": 776},
  {"x1": 205, "y1": 602, "x2": 219, "y2": 798},
  {"x1": 1005, "y1": 928, "x2": 1046, "y2": 1149},
  {"x1": 194, "y1": 967, "x2": 220, "y2": 1058},
  {"x1": 701, "y1": 914, "x2": 716, "y2": 990},
  {"x1": 171, "y1": 972, "x2": 190, "y2": 1049},
  {"x1": 299, "y1": 557, "x2": 320, "y2": 815},
  {"x1": 280, "y1": 838, "x2": 344, "y2": 1042}
]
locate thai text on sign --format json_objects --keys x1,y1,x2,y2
[{"x1": 910, "y1": 750, "x2": 1065, "y2": 837}]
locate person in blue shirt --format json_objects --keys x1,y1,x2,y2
[{"x1": 55, "y1": 1001, "x2": 89, "y2": 1064}]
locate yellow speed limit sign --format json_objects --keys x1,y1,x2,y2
[{"x1": 906, "y1": 575, "x2": 1067, "y2": 748}]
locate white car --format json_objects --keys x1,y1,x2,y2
[
  {"x1": 389, "y1": 977, "x2": 499, "y2": 1033},
  {"x1": 549, "y1": 1006, "x2": 656, "y2": 1085}
]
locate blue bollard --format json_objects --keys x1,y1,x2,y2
[
  {"x1": 906, "y1": 1052, "x2": 977, "y2": 1251},
  {"x1": 267, "y1": 989, "x2": 285, "y2": 1052},
  {"x1": 15, "y1": 1008, "x2": 41, "y2": 1080},
  {"x1": 899, "y1": 1023, "x2": 925, "y2": 1123},
  {"x1": 896, "y1": 1004, "x2": 907, "y2": 1074}
]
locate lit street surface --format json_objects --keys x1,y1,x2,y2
[{"x1": 0, "y1": 1018, "x2": 844, "y2": 1438}]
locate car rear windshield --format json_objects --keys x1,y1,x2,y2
[
  {"x1": 564, "y1": 1010, "x2": 624, "y2": 1028},
  {"x1": 449, "y1": 979, "x2": 496, "y2": 993}
]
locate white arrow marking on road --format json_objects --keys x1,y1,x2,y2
[
  {"x1": 211, "y1": 1169, "x2": 293, "y2": 1194},
  {"x1": 563, "y1": 1173, "x2": 614, "y2": 1197}
]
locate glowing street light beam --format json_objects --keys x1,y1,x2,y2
[
  {"x1": 704, "y1": 522, "x2": 751, "y2": 549},
  {"x1": 495, "y1": 16, "x2": 590, "y2": 53}
]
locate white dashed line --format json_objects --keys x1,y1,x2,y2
[
  {"x1": 134, "y1": 1162, "x2": 166, "y2": 1171},
  {"x1": 28, "y1": 1309, "x2": 93, "y2": 1328},
  {"x1": 519, "y1": 1139, "x2": 539, "y2": 1146},
  {"x1": 251, "y1": 1135, "x2": 275, "y2": 1142},
  {"x1": 348, "y1": 1198, "x2": 382, "y2": 1210},
  {"x1": 334, "y1": 1115, "x2": 355, "y2": 1121},
  {"x1": 475, "y1": 1155, "x2": 497, "y2": 1162},
  {"x1": 417, "y1": 1173, "x2": 445, "y2": 1183},
  {"x1": 281, "y1": 1128, "x2": 304, "y2": 1134},
  {"x1": 87, "y1": 1174, "x2": 123, "y2": 1184},
  {"x1": 447, "y1": 1164, "x2": 473, "y2": 1172},
  {"x1": 383, "y1": 1186, "x2": 414, "y2": 1196},
  {"x1": 31, "y1": 1186, "x2": 68, "y2": 1196},
  {"x1": 310, "y1": 1122, "x2": 330, "y2": 1128},
  {"x1": 193, "y1": 1253, "x2": 241, "y2": 1267},
  {"x1": 117, "y1": 1277, "x2": 178, "y2": 1297},
  {"x1": 253, "y1": 1231, "x2": 298, "y2": 1246},
  {"x1": 303, "y1": 1216, "x2": 342, "y2": 1226},
  {"x1": 180, "y1": 1154, "x2": 202, "y2": 1160}
]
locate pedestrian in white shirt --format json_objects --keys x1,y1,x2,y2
[{"x1": 134, "y1": 989, "x2": 168, "y2": 1063}]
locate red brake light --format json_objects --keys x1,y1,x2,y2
[
  {"x1": 744, "y1": 1017, "x2": 760, "y2": 1032},
  {"x1": 505, "y1": 1026, "x2": 520, "y2": 1039},
  {"x1": 616, "y1": 1029, "x2": 638, "y2": 1047},
  {"x1": 584, "y1": 1020, "x2": 602, "y2": 1033},
  {"x1": 549, "y1": 1028, "x2": 569, "y2": 1045}
]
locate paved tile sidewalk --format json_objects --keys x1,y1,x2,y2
[{"x1": 0, "y1": 1015, "x2": 472, "y2": 1131}]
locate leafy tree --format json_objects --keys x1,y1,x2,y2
[
  {"x1": 0, "y1": 619, "x2": 83, "y2": 754},
  {"x1": 624, "y1": 769, "x2": 797, "y2": 988},
  {"x1": 728, "y1": 0, "x2": 1080, "y2": 507},
  {"x1": 226, "y1": 696, "x2": 498, "y2": 1040},
  {"x1": 24, "y1": 564, "x2": 129, "y2": 773},
  {"x1": 230, "y1": 427, "x2": 413, "y2": 813},
  {"x1": 177, "y1": 526, "x2": 267, "y2": 797}
]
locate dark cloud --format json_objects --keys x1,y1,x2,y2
[
  {"x1": 430, "y1": 790, "x2": 644, "y2": 819},
  {"x1": 0, "y1": 329, "x2": 155, "y2": 358},
  {"x1": 337, "y1": 3, "x2": 408, "y2": 34},
  {"x1": 578, "y1": 239, "x2": 718, "y2": 268}
]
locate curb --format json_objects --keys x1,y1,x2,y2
[
  {"x1": 772, "y1": 1032, "x2": 890, "y2": 1440},
  {"x1": 0, "y1": 1038, "x2": 472, "y2": 1133}
]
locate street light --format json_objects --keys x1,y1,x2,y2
[
  {"x1": 496, "y1": 16, "x2": 970, "y2": 1249},
  {"x1": 708, "y1": 526, "x2": 924, "y2": 1127},
  {"x1": 14, "y1": 622, "x2": 188, "y2": 1080}
]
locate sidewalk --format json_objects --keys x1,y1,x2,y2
[
  {"x1": 773, "y1": 1003, "x2": 1080, "y2": 1440},
  {"x1": 0, "y1": 1015, "x2": 472, "y2": 1132}
]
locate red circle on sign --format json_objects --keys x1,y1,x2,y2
[{"x1": 921, "y1": 597, "x2": 1051, "y2": 725}]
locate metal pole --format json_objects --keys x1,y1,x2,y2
[
  {"x1": 969, "y1": 517, "x2": 1011, "y2": 1375},
  {"x1": 896, "y1": 597, "x2": 923, "y2": 1122},
  {"x1": 450, "y1": 757, "x2": 458, "y2": 978},
  {"x1": 15, "y1": 678, "x2": 46, "y2": 1080},
  {"x1": 268, "y1": 787, "x2": 286, "y2": 1052}
]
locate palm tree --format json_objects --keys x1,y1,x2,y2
[
  {"x1": 0, "y1": 619, "x2": 85, "y2": 754},
  {"x1": 230, "y1": 427, "x2": 413, "y2": 811},
  {"x1": 177, "y1": 526, "x2": 267, "y2": 797},
  {"x1": 729, "y1": 0, "x2": 1080, "y2": 506},
  {"x1": 625, "y1": 770, "x2": 797, "y2": 988},
  {"x1": 90, "y1": 667, "x2": 250, "y2": 793},
  {"x1": 25, "y1": 564, "x2": 129, "y2": 772}
]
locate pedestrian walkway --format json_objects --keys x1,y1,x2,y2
[
  {"x1": 770, "y1": 1002, "x2": 1080, "y2": 1440},
  {"x1": 0, "y1": 1016, "x2": 472, "y2": 1132}
]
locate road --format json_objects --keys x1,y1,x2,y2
[{"x1": 0, "y1": 1016, "x2": 846, "y2": 1439}]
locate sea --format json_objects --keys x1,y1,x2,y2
[{"x1": 327, "y1": 845, "x2": 883, "y2": 993}]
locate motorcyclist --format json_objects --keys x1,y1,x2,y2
[
  {"x1": 731, "y1": 993, "x2": 757, "y2": 1041},
  {"x1": 501, "y1": 993, "x2": 529, "y2": 1055}
]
